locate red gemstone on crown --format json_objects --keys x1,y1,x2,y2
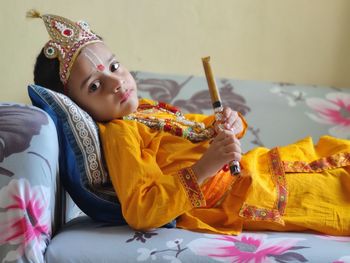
[{"x1": 63, "y1": 29, "x2": 72, "y2": 36}]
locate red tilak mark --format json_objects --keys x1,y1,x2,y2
[{"x1": 97, "y1": 64, "x2": 105, "y2": 71}]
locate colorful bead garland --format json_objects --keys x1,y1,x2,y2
[{"x1": 123, "y1": 101, "x2": 215, "y2": 142}]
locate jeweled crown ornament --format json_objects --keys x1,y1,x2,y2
[{"x1": 27, "y1": 9, "x2": 102, "y2": 86}]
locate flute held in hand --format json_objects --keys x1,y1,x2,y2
[{"x1": 201, "y1": 56, "x2": 241, "y2": 176}]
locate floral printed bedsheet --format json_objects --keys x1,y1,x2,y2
[{"x1": 46, "y1": 216, "x2": 350, "y2": 263}]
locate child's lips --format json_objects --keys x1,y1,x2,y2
[{"x1": 120, "y1": 89, "x2": 132, "y2": 103}]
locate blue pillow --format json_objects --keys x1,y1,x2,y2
[{"x1": 28, "y1": 84, "x2": 126, "y2": 225}]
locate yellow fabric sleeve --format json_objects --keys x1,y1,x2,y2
[{"x1": 98, "y1": 120, "x2": 205, "y2": 230}]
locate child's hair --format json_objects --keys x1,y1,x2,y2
[{"x1": 34, "y1": 48, "x2": 64, "y2": 93}]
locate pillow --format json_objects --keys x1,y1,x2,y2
[
  {"x1": 28, "y1": 84, "x2": 126, "y2": 225},
  {"x1": 0, "y1": 103, "x2": 55, "y2": 263}
]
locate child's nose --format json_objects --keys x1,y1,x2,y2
[
  {"x1": 113, "y1": 80, "x2": 126, "y2": 93},
  {"x1": 105, "y1": 74, "x2": 124, "y2": 93}
]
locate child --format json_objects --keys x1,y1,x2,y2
[{"x1": 30, "y1": 10, "x2": 350, "y2": 236}]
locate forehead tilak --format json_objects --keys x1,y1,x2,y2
[{"x1": 81, "y1": 47, "x2": 110, "y2": 74}]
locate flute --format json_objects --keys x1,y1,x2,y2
[{"x1": 201, "y1": 56, "x2": 241, "y2": 176}]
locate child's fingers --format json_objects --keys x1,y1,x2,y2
[
  {"x1": 214, "y1": 130, "x2": 229, "y2": 141},
  {"x1": 223, "y1": 108, "x2": 238, "y2": 130},
  {"x1": 231, "y1": 117, "x2": 243, "y2": 134},
  {"x1": 215, "y1": 130, "x2": 236, "y2": 142},
  {"x1": 221, "y1": 144, "x2": 242, "y2": 163},
  {"x1": 219, "y1": 135, "x2": 241, "y2": 155},
  {"x1": 225, "y1": 138, "x2": 241, "y2": 153},
  {"x1": 231, "y1": 152, "x2": 242, "y2": 162},
  {"x1": 224, "y1": 110, "x2": 243, "y2": 135}
]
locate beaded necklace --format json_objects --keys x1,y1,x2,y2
[{"x1": 123, "y1": 101, "x2": 215, "y2": 142}]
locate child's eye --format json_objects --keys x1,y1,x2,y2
[
  {"x1": 110, "y1": 62, "x2": 120, "y2": 72},
  {"x1": 89, "y1": 81, "x2": 101, "y2": 93}
]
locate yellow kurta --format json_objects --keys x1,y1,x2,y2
[{"x1": 98, "y1": 99, "x2": 350, "y2": 236}]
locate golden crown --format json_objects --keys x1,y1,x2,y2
[{"x1": 27, "y1": 9, "x2": 102, "y2": 85}]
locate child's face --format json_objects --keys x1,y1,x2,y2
[{"x1": 66, "y1": 42, "x2": 138, "y2": 122}]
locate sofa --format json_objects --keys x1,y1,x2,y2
[{"x1": 1, "y1": 71, "x2": 349, "y2": 263}]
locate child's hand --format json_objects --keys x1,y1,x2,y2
[
  {"x1": 192, "y1": 129, "x2": 242, "y2": 184},
  {"x1": 215, "y1": 107, "x2": 243, "y2": 135}
]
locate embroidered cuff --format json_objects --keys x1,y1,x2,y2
[{"x1": 178, "y1": 167, "x2": 206, "y2": 208}]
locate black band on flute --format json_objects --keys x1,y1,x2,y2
[{"x1": 212, "y1": 101, "x2": 222, "y2": 108}]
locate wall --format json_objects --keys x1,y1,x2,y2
[{"x1": 1, "y1": 0, "x2": 349, "y2": 103}]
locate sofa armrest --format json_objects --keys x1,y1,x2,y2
[{"x1": 0, "y1": 103, "x2": 60, "y2": 263}]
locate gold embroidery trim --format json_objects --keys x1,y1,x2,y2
[
  {"x1": 239, "y1": 204, "x2": 284, "y2": 224},
  {"x1": 283, "y1": 152, "x2": 350, "y2": 173},
  {"x1": 178, "y1": 167, "x2": 206, "y2": 208},
  {"x1": 239, "y1": 147, "x2": 287, "y2": 224}
]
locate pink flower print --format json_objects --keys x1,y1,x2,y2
[
  {"x1": 187, "y1": 233, "x2": 307, "y2": 263},
  {"x1": 333, "y1": 256, "x2": 350, "y2": 263},
  {"x1": 306, "y1": 92, "x2": 350, "y2": 139},
  {"x1": 0, "y1": 178, "x2": 51, "y2": 263}
]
